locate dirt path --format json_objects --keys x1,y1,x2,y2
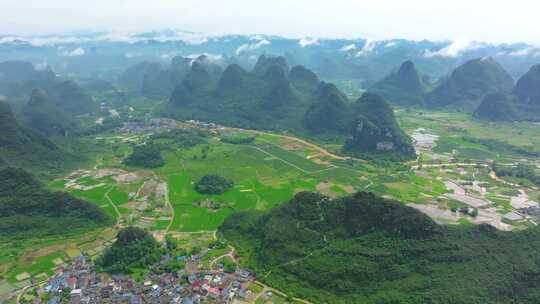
[
  {"x1": 246, "y1": 146, "x2": 337, "y2": 175},
  {"x1": 209, "y1": 246, "x2": 237, "y2": 268},
  {"x1": 104, "y1": 187, "x2": 122, "y2": 226},
  {"x1": 230, "y1": 127, "x2": 366, "y2": 163},
  {"x1": 163, "y1": 182, "x2": 175, "y2": 234}
]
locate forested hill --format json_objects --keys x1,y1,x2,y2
[
  {"x1": 425, "y1": 57, "x2": 514, "y2": 110},
  {"x1": 0, "y1": 100, "x2": 81, "y2": 175},
  {"x1": 0, "y1": 167, "x2": 112, "y2": 240},
  {"x1": 369, "y1": 60, "x2": 429, "y2": 106},
  {"x1": 220, "y1": 191, "x2": 540, "y2": 304},
  {"x1": 474, "y1": 63, "x2": 540, "y2": 122}
]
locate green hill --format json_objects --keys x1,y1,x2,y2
[
  {"x1": 344, "y1": 93, "x2": 416, "y2": 160},
  {"x1": 119, "y1": 61, "x2": 162, "y2": 90},
  {"x1": 48, "y1": 80, "x2": 96, "y2": 115},
  {"x1": 474, "y1": 64, "x2": 540, "y2": 122},
  {"x1": 289, "y1": 65, "x2": 320, "y2": 93},
  {"x1": 21, "y1": 89, "x2": 78, "y2": 136},
  {"x1": 123, "y1": 144, "x2": 165, "y2": 168},
  {"x1": 0, "y1": 167, "x2": 112, "y2": 241},
  {"x1": 221, "y1": 191, "x2": 540, "y2": 304},
  {"x1": 369, "y1": 60, "x2": 428, "y2": 106},
  {"x1": 97, "y1": 227, "x2": 161, "y2": 274},
  {"x1": 0, "y1": 100, "x2": 80, "y2": 174},
  {"x1": 303, "y1": 83, "x2": 350, "y2": 133},
  {"x1": 514, "y1": 64, "x2": 540, "y2": 105},
  {"x1": 252, "y1": 55, "x2": 289, "y2": 76},
  {"x1": 426, "y1": 57, "x2": 514, "y2": 110}
]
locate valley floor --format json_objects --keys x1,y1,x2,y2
[{"x1": 2, "y1": 111, "x2": 540, "y2": 303}]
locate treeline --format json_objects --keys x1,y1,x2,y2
[
  {"x1": 96, "y1": 227, "x2": 161, "y2": 274},
  {"x1": 0, "y1": 167, "x2": 112, "y2": 241},
  {"x1": 194, "y1": 175, "x2": 234, "y2": 195},
  {"x1": 493, "y1": 163, "x2": 540, "y2": 186},
  {"x1": 123, "y1": 144, "x2": 165, "y2": 168}
]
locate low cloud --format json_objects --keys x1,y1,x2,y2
[
  {"x1": 61, "y1": 47, "x2": 85, "y2": 56},
  {"x1": 124, "y1": 52, "x2": 143, "y2": 59},
  {"x1": 187, "y1": 52, "x2": 224, "y2": 62},
  {"x1": 236, "y1": 39, "x2": 270, "y2": 55},
  {"x1": 506, "y1": 47, "x2": 540, "y2": 57},
  {"x1": 356, "y1": 39, "x2": 377, "y2": 56},
  {"x1": 299, "y1": 37, "x2": 319, "y2": 48},
  {"x1": 423, "y1": 39, "x2": 483, "y2": 58},
  {"x1": 339, "y1": 44, "x2": 356, "y2": 52},
  {"x1": 33, "y1": 62, "x2": 49, "y2": 71}
]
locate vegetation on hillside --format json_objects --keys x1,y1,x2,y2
[
  {"x1": 493, "y1": 163, "x2": 540, "y2": 186},
  {"x1": 123, "y1": 144, "x2": 165, "y2": 168},
  {"x1": 474, "y1": 64, "x2": 540, "y2": 122},
  {"x1": 343, "y1": 93, "x2": 416, "y2": 160},
  {"x1": 0, "y1": 100, "x2": 82, "y2": 175},
  {"x1": 96, "y1": 227, "x2": 161, "y2": 274},
  {"x1": 194, "y1": 175, "x2": 234, "y2": 195},
  {"x1": 369, "y1": 60, "x2": 429, "y2": 106},
  {"x1": 0, "y1": 167, "x2": 112, "y2": 241},
  {"x1": 426, "y1": 57, "x2": 514, "y2": 110},
  {"x1": 221, "y1": 191, "x2": 540, "y2": 303}
]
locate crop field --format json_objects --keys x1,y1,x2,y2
[{"x1": 396, "y1": 109, "x2": 540, "y2": 161}]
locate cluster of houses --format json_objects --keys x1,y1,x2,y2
[
  {"x1": 118, "y1": 118, "x2": 181, "y2": 134},
  {"x1": 186, "y1": 120, "x2": 225, "y2": 131},
  {"x1": 30, "y1": 254, "x2": 257, "y2": 304}
]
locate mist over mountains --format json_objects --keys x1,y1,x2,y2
[{"x1": 1, "y1": 30, "x2": 540, "y2": 84}]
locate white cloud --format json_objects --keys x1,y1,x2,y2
[
  {"x1": 124, "y1": 52, "x2": 143, "y2": 59},
  {"x1": 299, "y1": 37, "x2": 319, "y2": 47},
  {"x1": 187, "y1": 52, "x2": 224, "y2": 62},
  {"x1": 33, "y1": 62, "x2": 49, "y2": 71},
  {"x1": 61, "y1": 47, "x2": 85, "y2": 56},
  {"x1": 339, "y1": 44, "x2": 356, "y2": 52},
  {"x1": 235, "y1": 39, "x2": 270, "y2": 55},
  {"x1": 506, "y1": 47, "x2": 540, "y2": 57},
  {"x1": 356, "y1": 39, "x2": 377, "y2": 56},
  {"x1": 423, "y1": 38, "x2": 484, "y2": 58}
]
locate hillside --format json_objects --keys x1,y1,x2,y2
[
  {"x1": 0, "y1": 100, "x2": 79, "y2": 174},
  {"x1": 96, "y1": 227, "x2": 161, "y2": 274},
  {"x1": 221, "y1": 191, "x2": 540, "y2": 304},
  {"x1": 0, "y1": 60, "x2": 57, "y2": 102},
  {"x1": 426, "y1": 57, "x2": 514, "y2": 110},
  {"x1": 369, "y1": 60, "x2": 428, "y2": 106},
  {"x1": 47, "y1": 80, "x2": 97, "y2": 115},
  {"x1": 0, "y1": 167, "x2": 112, "y2": 240},
  {"x1": 474, "y1": 64, "x2": 540, "y2": 121},
  {"x1": 21, "y1": 89, "x2": 78, "y2": 136},
  {"x1": 514, "y1": 64, "x2": 540, "y2": 105},
  {"x1": 344, "y1": 93, "x2": 416, "y2": 160},
  {"x1": 303, "y1": 83, "x2": 350, "y2": 133}
]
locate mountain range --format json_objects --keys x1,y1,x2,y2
[
  {"x1": 159, "y1": 55, "x2": 415, "y2": 160},
  {"x1": 370, "y1": 57, "x2": 540, "y2": 121},
  {"x1": 3, "y1": 31, "x2": 540, "y2": 87}
]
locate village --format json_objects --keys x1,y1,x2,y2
[{"x1": 19, "y1": 248, "x2": 268, "y2": 304}]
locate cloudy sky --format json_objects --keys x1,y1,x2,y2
[{"x1": 1, "y1": 0, "x2": 539, "y2": 44}]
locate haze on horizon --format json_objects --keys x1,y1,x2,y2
[{"x1": 1, "y1": 0, "x2": 539, "y2": 45}]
